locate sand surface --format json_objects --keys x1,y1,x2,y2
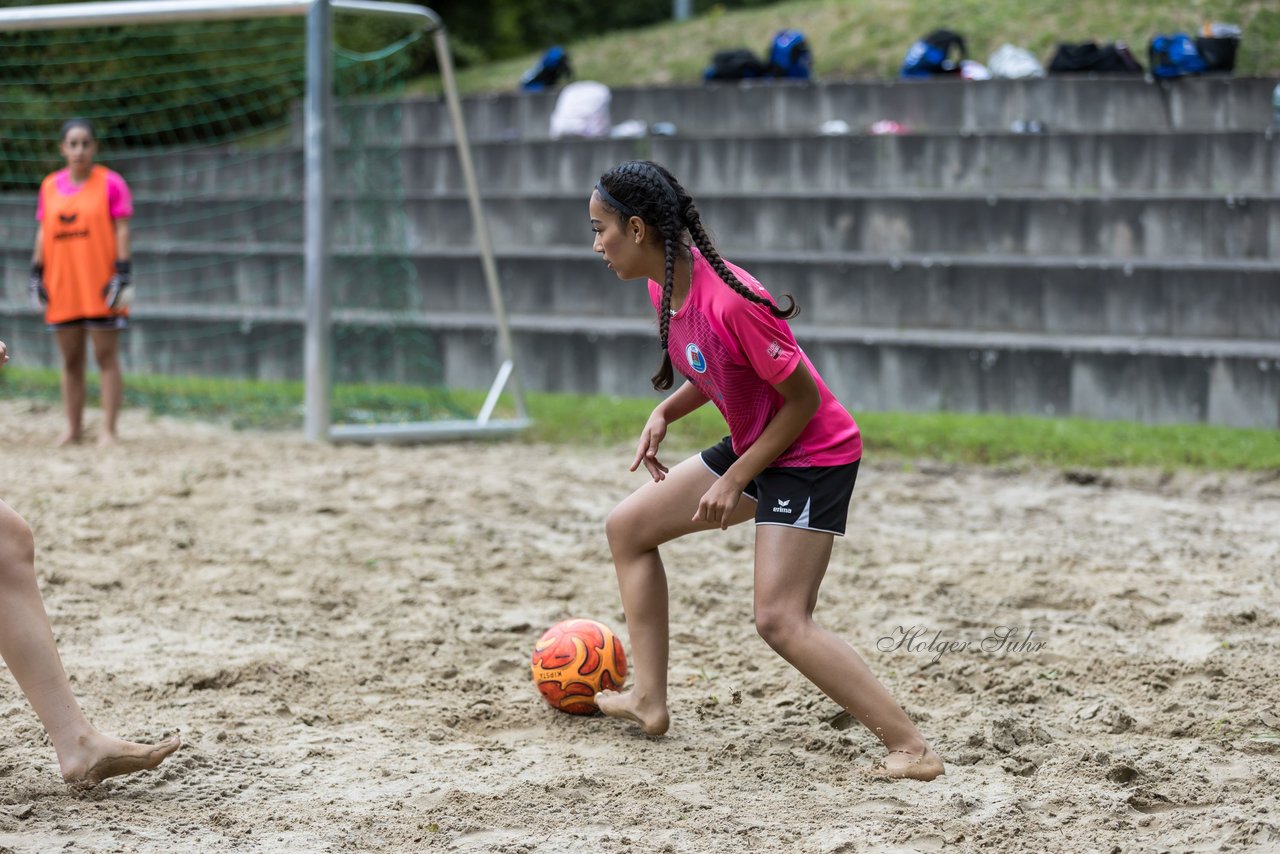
[{"x1": 1, "y1": 399, "x2": 1278, "y2": 853}]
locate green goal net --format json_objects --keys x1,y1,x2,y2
[{"x1": 0, "y1": 4, "x2": 526, "y2": 438}]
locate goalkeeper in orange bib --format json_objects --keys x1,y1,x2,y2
[{"x1": 30, "y1": 119, "x2": 134, "y2": 446}]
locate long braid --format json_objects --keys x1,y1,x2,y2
[
  {"x1": 597, "y1": 159, "x2": 799, "y2": 390},
  {"x1": 657, "y1": 164, "x2": 798, "y2": 319},
  {"x1": 653, "y1": 235, "x2": 676, "y2": 390},
  {"x1": 684, "y1": 211, "x2": 798, "y2": 319}
]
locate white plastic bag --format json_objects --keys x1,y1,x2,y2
[
  {"x1": 609, "y1": 119, "x2": 648, "y2": 139},
  {"x1": 549, "y1": 81, "x2": 611, "y2": 139},
  {"x1": 988, "y1": 44, "x2": 1046, "y2": 79}
]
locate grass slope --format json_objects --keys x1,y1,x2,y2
[{"x1": 415, "y1": 0, "x2": 1280, "y2": 96}]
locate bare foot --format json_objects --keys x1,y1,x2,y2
[
  {"x1": 595, "y1": 690, "x2": 670, "y2": 736},
  {"x1": 61, "y1": 732, "x2": 182, "y2": 790},
  {"x1": 864, "y1": 746, "x2": 946, "y2": 782},
  {"x1": 97, "y1": 432, "x2": 119, "y2": 448},
  {"x1": 56, "y1": 429, "x2": 81, "y2": 447}
]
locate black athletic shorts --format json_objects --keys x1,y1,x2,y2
[
  {"x1": 49, "y1": 315, "x2": 128, "y2": 331},
  {"x1": 699, "y1": 436, "x2": 860, "y2": 536}
]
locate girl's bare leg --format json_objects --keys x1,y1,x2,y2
[
  {"x1": 753, "y1": 525, "x2": 944, "y2": 781},
  {"x1": 89, "y1": 329, "x2": 122, "y2": 445},
  {"x1": 0, "y1": 501, "x2": 179, "y2": 788},
  {"x1": 598, "y1": 455, "x2": 755, "y2": 735},
  {"x1": 54, "y1": 328, "x2": 86, "y2": 446}
]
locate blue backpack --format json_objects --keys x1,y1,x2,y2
[
  {"x1": 1149, "y1": 33, "x2": 1207, "y2": 79},
  {"x1": 901, "y1": 29, "x2": 967, "y2": 78},
  {"x1": 768, "y1": 30, "x2": 812, "y2": 79},
  {"x1": 520, "y1": 46, "x2": 572, "y2": 91}
]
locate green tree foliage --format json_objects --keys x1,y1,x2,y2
[
  {"x1": 0, "y1": 4, "x2": 428, "y2": 189},
  {"x1": 0, "y1": 15, "x2": 308, "y2": 189},
  {"x1": 0, "y1": 0, "x2": 786, "y2": 185}
]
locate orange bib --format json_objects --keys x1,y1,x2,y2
[{"x1": 40, "y1": 165, "x2": 122, "y2": 324}]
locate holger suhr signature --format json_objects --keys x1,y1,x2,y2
[{"x1": 877, "y1": 625, "x2": 1047, "y2": 663}]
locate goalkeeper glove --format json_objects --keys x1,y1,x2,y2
[
  {"x1": 29, "y1": 263, "x2": 48, "y2": 308},
  {"x1": 103, "y1": 259, "x2": 132, "y2": 310}
]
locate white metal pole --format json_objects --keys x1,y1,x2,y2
[
  {"x1": 433, "y1": 26, "x2": 527, "y2": 420},
  {"x1": 303, "y1": 0, "x2": 334, "y2": 441},
  {"x1": 0, "y1": 0, "x2": 437, "y2": 31}
]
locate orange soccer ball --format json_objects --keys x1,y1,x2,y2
[{"x1": 531, "y1": 618, "x2": 628, "y2": 714}]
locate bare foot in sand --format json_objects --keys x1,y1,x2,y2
[
  {"x1": 60, "y1": 732, "x2": 182, "y2": 790},
  {"x1": 864, "y1": 746, "x2": 945, "y2": 782},
  {"x1": 56, "y1": 429, "x2": 81, "y2": 447},
  {"x1": 595, "y1": 690, "x2": 670, "y2": 736},
  {"x1": 97, "y1": 432, "x2": 119, "y2": 448}
]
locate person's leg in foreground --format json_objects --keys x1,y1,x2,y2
[{"x1": 0, "y1": 500, "x2": 180, "y2": 788}]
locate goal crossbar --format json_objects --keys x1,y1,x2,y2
[
  {"x1": 0, "y1": 0, "x2": 531, "y2": 444},
  {"x1": 0, "y1": 0, "x2": 438, "y2": 30}
]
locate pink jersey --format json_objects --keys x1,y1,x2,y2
[
  {"x1": 36, "y1": 168, "x2": 132, "y2": 221},
  {"x1": 648, "y1": 248, "x2": 862, "y2": 468}
]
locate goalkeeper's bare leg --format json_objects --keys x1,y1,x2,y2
[{"x1": 89, "y1": 328, "x2": 122, "y2": 446}]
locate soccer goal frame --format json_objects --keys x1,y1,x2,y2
[{"x1": 0, "y1": 0, "x2": 530, "y2": 444}]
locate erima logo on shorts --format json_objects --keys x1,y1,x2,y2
[
  {"x1": 774, "y1": 498, "x2": 792, "y2": 515},
  {"x1": 686, "y1": 343, "x2": 707, "y2": 374}
]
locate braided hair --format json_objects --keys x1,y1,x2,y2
[{"x1": 596, "y1": 160, "x2": 798, "y2": 391}]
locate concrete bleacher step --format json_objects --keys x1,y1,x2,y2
[
  {"x1": 4, "y1": 74, "x2": 1277, "y2": 428},
  {"x1": 403, "y1": 131, "x2": 1280, "y2": 195},
  {"x1": 3, "y1": 301, "x2": 1276, "y2": 428},
  {"x1": 109, "y1": 131, "x2": 1280, "y2": 196},
  {"x1": 15, "y1": 190, "x2": 1266, "y2": 260},
  {"x1": 367, "y1": 250, "x2": 1280, "y2": 341},
  {"x1": 330, "y1": 77, "x2": 1280, "y2": 142},
  {"x1": 5, "y1": 244, "x2": 1272, "y2": 341}
]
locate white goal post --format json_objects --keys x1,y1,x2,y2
[{"x1": 0, "y1": 0, "x2": 530, "y2": 444}]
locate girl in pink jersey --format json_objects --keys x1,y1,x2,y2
[
  {"x1": 589, "y1": 161, "x2": 943, "y2": 781},
  {"x1": 0, "y1": 340, "x2": 180, "y2": 789}
]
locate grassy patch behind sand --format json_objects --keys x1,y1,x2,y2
[{"x1": 4, "y1": 366, "x2": 1277, "y2": 470}]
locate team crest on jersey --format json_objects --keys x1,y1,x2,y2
[{"x1": 685, "y1": 343, "x2": 707, "y2": 374}]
